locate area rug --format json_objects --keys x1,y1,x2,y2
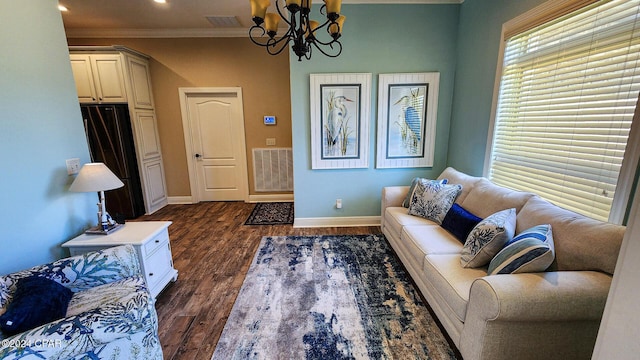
[
  {"x1": 244, "y1": 202, "x2": 294, "y2": 225},
  {"x1": 212, "y1": 235, "x2": 457, "y2": 360}
]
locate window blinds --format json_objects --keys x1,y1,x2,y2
[{"x1": 489, "y1": 0, "x2": 640, "y2": 222}]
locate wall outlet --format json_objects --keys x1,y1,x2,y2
[
  {"x1": 336, "y1": 198, "x2": 342, "y2": 209},
  {"x1": 66, "y1": 158, "x2": 80, "y2": 175},
  {"x1": 266, "y1": 138, "x2": 276, "y2": 146}
]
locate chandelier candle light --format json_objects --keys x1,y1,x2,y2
[{"x1": 249, "y1": 0, "x2": 345, "y2": 61}]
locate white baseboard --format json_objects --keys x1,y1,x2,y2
[
  {"x1": 167, "y1": 196, "x2": 195, "y2": 204},
  {"x1": 248, "y1": 194, "x2": 294, "y2": 203},
  {"x1": 167, "y1": 194, "x2": 293, "y2": 204},
  {"x1": 293, "y1": 216, "x2": 381, "y2": 228}
]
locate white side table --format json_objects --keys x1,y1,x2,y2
[{"x1": 62, "y1": 221, "x2": 178, "y2": 298}]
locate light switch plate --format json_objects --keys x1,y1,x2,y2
[
  {"x1": 266, "y1": 138, "x2": 276, "y2": 146},
  {"x1": 66, "y1": 158, "x2": 80, "y2": 175}
]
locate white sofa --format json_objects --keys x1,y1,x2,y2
[{"x1": 381, "y1": 167, "x2": 625, "y2": 360}]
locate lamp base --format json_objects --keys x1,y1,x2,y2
[{"x1": 85, "y1": 223, "x2": 124, "y2": 235}]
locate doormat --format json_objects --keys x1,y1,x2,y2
[
  {"x1": 244, "y1": 202, "x2": 294, "y2": 225},
  {"x1": 212, "y1": 235, "x2": 457, "y2": 359}
]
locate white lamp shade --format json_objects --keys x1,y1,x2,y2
[{"x1": 69, "y1": 163, "x2": 124, "y2": 192}]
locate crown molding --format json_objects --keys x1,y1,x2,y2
[
  {"x1": 64, "y1": 0, "x2": 463, "y2": 39},
  {"x1": 65, "y1": 27, "x2": 250, "y2": 39}
]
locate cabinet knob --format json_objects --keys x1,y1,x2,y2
[
  {"x1": 155, "y1": 239, "x2": 160, "y2": 243},
  {"x1": 195, "y1": 153, "x2": 202, "y2": 158},
  {"x1": 149, "y1": 273, "x2": 154, "y2": 277}
]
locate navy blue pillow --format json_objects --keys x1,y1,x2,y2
[
  {"x1": 441, "y1": 203, "x2": 483, "y2": 243},
  {"x1": 0, "y1": 276, "x2": 73, "y2": 336}
]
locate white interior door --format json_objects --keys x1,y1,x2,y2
[{"x1": 180, "y1": 88, "x2": 248, "y2": 202}]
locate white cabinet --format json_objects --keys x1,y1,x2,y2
[
  {"x1": 61, "y1": 221, "x2": 178, "y2": 299},
  {"x1": 69, "y1": 46, "x2": 168, "y2": 215},
  {"x1": 70, "y1": 54, "x2": 127, "y2": 103}
]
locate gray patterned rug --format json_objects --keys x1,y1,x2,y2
[
  {"x1": 244, "y1": 202, "x2": 294, "y2": 225},
  {"x1": 212, "y1": 235, "x2": 457, "y2": 360}
]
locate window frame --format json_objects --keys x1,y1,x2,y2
[{"x1": 484, "y1": 0, "x2": 640, "y2": 224}]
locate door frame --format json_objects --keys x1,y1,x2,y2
[{"x1": 178, "y1": 87, "x2": 249, "y2": 203}]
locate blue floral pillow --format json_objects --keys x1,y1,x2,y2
[
  {"x1": 461, "y1": 208, "x2": 516, "y2": 268},
  {"x1": 408, "y1": 179, "x2": 462, "y2": 224},
  {"x1": 402, "y1": 177, "x2": 448, "y2": 208}
]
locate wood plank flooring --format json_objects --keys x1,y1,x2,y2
[{"x1": 137, "y1": 201, "x2": 380, "y2": 360}]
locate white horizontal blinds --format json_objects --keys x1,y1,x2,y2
[{"x1": 490, "y1": 0, "x2": 640, "y2": 222}]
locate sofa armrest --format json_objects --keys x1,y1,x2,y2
[
  {"x1": 468, "y1": 271, "x2": 611, "y2": 321},
  {"x1": 1, "y1": 245, "x2": 141, "y2": 305},
  {"x1": 460, "y1": 271, "x2": 611, "y2": 360},
  {"x1": 381, "y1": 186, "x2": 409, "y2": 211}
]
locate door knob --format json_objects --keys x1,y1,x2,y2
[{"x1": 195, "y1": 153, "x2": 202, "y2": 158}]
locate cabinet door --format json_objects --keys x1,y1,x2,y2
[
  {"x1": 90, "y1": 55, "x2": 127, "y2": 103},
  {"x1": 133, "y1": 110, "x2": 162, "y2": 160},
  {"x1": 127, "y1": 56, "x2": 155, "y2": 109},
  {"x1": 70, "y1": 55, "x2": 98, "y2": 103},
  {"x1": 141, "y1": 159, "x2": 168, "y2": 214}
]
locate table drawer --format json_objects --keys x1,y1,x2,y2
[
  {"x1": 142, "y1": 229, "x2": 169, "y2": 257},
  {"x1": 143, "y1": 243, "x2": 172, "y2": 289}
]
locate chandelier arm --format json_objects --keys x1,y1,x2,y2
[
  {"x1": 266, "y1": 39, "x2": 292, "y2": 56},
  {"x1": 310, "y1": 40, "x2": 343, "y2": 58}
]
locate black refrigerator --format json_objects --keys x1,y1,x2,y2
[{"x1": 81, "y1": 104, "x2": 145, "y2": 221}]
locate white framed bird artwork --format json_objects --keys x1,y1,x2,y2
[
  {"x1": 376, "y1": 73, "x2": 439, "y2": 169},
  {"x1": 310, "y1": 73, "x2": 371, "y2": 170}
]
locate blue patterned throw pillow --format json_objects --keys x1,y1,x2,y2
[
  {"x1": 402, "y1": 177, "x2": 448, "y2": 208},
  {"x1": 408, "y1": 179, "x2": 462, "y2": 224},
  {"x1": 487, "y1": 224, "x2": 555, "y2": 275},
  {"x1": 0, "y1": 276, "x2": 73, "y2": 336},
  {"x1": 461, "y1": 208, "x2": 516, "y2": 268},
  {"x1": 441, "y1": 203, "x2": 483, "y2": 243}
]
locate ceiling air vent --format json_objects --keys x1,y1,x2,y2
[{"x1": 206, "y1": 16, "x2": 242, "y2": 28}]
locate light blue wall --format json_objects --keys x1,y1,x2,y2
[
  {"x1": 0, "y1": 1, "x2": 95, "y2": 274},
  {"x1": 447, "y1": 0, "x2": 547, "y2": 175},
  {"x1": 290, "y1": 4, "x2": 460, "y2": 218}
]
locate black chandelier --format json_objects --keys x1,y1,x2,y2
[{"x1": 249, "y1": 0, "x2": 345, "y2": 61}]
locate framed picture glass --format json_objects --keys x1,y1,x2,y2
[
  {"x1": 310, "y1": 73, "x2": 371, "y2": 169},
  {"x1": 376, "y1": 73, "x2": 439, "y2": 168}
]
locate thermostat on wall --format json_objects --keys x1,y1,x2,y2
[{"x1": 264, "y1": 115, "x2": 276, "y2": 125}]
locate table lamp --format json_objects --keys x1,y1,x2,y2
[{"x1": 70, "y1": 162, "x2": 124, "y2": 234}]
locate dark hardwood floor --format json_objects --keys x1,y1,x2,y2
[{"x1": 137, "y1": 201, "x2": 380, "y2": 360}]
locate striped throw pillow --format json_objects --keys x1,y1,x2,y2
[{"x1": 487, "y1": 224, "x2": 555, "y2": 275}]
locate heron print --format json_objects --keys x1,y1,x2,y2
[
  {"x1": 321, "y1": 85, "x2": 360, "y2": 158},
  {"x1": 388, "y1": 84, "x2": 428, "y2": 157}
]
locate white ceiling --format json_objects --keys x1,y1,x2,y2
[{"x1": 61, "y1": 0, "x2": 463, "y2": 38}]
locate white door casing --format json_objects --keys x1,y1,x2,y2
[{"x1": 179, "y1": 88, "x2": 249, "y2": 202}]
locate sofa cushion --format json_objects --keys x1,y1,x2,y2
[
  {"x1": 437, "y1": 167, "x2": 484, "y2": 205},
  {"x1": 408, "y1": 179, "x2": 462, "y2": 225},
  {"x1": 0, "y1": 276, "x2": 73, "y2": 336},
  {"x1": 403, "y1": 177, "x2": 448, "y2": 208},
  {"x1": 384, "y1": 207, "x2": 438, "y2": 241},
  {"x1": 441, "y1": 204, "x2": 483, "y2": 243},
  {"x1": 461, "y1": 208, "x2": 516, "y2": 268},
  {"x1": 423, "y1": 254, "x2": 488, "y2": 322},
  {"x1": 461, "y1": 178, "x2": 534, "y2": 219},
  {"x1": 487, "y1": 224, "x2": 555, "y2": 275},
  {"x1": 402, "y1": 225, "x2": 464, "y2": 258},
  {"x1": 516, "y1": 196, "x2": 625, "y2": 275}
]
